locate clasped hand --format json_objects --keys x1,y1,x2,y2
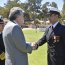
[{"x1": 31, "y1": 42, "x2": 38, "y2": 50}]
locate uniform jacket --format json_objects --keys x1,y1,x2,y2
[
  {"x1": 0, "y1": 33, "x2": 5, "y2": 54},
  {"x1": 36, "y1": 22, "x2": 65, "y2": 65},
  {"x1": 0, "y1": 33, "x2": 5, "y2": 64}
]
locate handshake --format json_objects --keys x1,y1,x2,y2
[{"x1": 31, "y1": 42, "x2": 39, "y2": 50}]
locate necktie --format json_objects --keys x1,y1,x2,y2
[
  {"x1": 51, "y1": 25, "x2": 54, "y2": 31},
  {"x1": 50, "y1": 26, "x2": 54, "y2": 34},
  {"x1": 48, "y1": 26, "x2": 54, "y2": 39}
]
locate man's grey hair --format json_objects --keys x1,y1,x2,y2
[{"x1": 9, "y1": 7, "x2": 24, "y2": 21}]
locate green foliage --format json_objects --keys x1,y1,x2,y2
[
  {"x1": 62, "y1": 0, "x2": 65, "y2": 20},
  {"x1": 0, "y1": 1, "x2": 24, "y2": 18},
  {"x1": 34, "y1": 19, "x2": 40, "y2": 25},
  {"x1": 51, "y1": 2, "x2": 58, "y2": 8},
  {"x1": 27, "y1": 0, "x2": 42, "y2": 20},
  {"x1": 39, "y1": 2, "x2": 58, "y2": 20},
  {"x1": 0, "y1": 0, "x2": 64, "y2": 24},
  {"x1": 5, "y1": 1, "x2": 23, "y2": 11}
]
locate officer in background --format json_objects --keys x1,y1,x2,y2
[
  {"x1": 33, "y1": 7, "x2": 65, "y2": 65},
  {"x1": 0, "y1": 15, "x2": 5, "y2": 65}
]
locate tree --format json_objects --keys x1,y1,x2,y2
[
  {"x1": 26, "y1": 0, "x2": 42, "y2": 20},
  {"x1": 8, "y1": 0, "x2": 20, "y2": 2},
  {"x1": 6, "y1": 1, "x2": 23, "y2": 9},
  {"x1": 37, "y1": 2, "x2": 58, "y2": 24},
  {"x1": 62, "y1": 0, "x2": 65, "y2": 14},
  {"x1": 51, "y1": 2, "x2": 58, "y2": 8},
  {"x1": 34, "y1": 19, "x2": 40, "y2": 32},
  {"x1": 3, "y1": 1, "x2": 24, "y2": 18},
  {"x1": 41, "y1": 2, "x2": 50, "y2": 20},
  {"x1": 62, "y1": 0, "x2": 65, "y2": 24}
]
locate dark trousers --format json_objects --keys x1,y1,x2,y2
[
  {"x1": 48, "y1": 54, "x2": 65, "y2": 65},
  {"x1": 0, "y1": 60, "x2": 5, "y2": 65}
]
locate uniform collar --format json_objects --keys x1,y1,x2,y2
[{"x1": 52, "y1": 22, "x2": 59, "y2": 28}]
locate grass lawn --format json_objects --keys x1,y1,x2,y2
[{"x1": 23, "y1": 29, "x2": 47, "y2": 65}]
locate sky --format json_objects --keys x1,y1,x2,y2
[{"x1": 0, "y1": 0, "x2": 64, "y2": 11}]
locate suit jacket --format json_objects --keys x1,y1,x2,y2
[
  {"x1": 0, "y1": 33, "x2": 5, "y2": 53},
  {"x1": 36, "y1": 22, "x2": 65, "y2": 65},
  {"x1": 0, "y1": 33, "x2": 5, "y2": 63},
  {"x1": 3, "y1": 21, "x2": 32, "y2": 65}
]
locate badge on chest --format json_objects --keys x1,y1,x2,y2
[{"x1": 52, "y1": 35, "x2": 60, "y2": 43}]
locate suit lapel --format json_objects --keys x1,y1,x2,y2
[
  {"x1": 46, "y1": 26, "x2": 54, "y2": 41},
  {"x1": 49, "y1": 26, "x2": 54, "y2": 40},
  {"x1": 46, "y1": 22, "x2": 61, "y2": 41},
  {"x1": 53, "y1": 22, "x2": 61, "y2": 33}
]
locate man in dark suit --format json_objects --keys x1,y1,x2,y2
[
  {"x1": 0, "y1": 15, "x2": 5, "y2": 65},
  {"x1": 33, "y1": 7, "x2": 65, "y2": 65}
]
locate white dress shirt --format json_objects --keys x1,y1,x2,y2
[{"x1": 52, "y1": 22, "x2": 59, "y2": 28}]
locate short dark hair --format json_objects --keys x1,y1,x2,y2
[{"x1": 9, "y1": 10, "x2": 23, "y2": 21}]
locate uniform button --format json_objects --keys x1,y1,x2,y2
[
  {"x1": 52, "y1": 44, "x2": 54, "y2": 45},
  {"x1": 53, "y1": 46, "x2": 55, "y2": 47},
  {"x1": 53, "y1": 53, "x2": 55, "y2": 56},
  {"x1": 52, "y1": 49, "x2": 55, "y2": 52}
]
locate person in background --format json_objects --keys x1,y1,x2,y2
[
  {"x1": 33, "y1": 7, "x2": 65, "y2": 65},
  {"x1": 0, "y1": 15, "x2": 5, "y2": 65}
]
